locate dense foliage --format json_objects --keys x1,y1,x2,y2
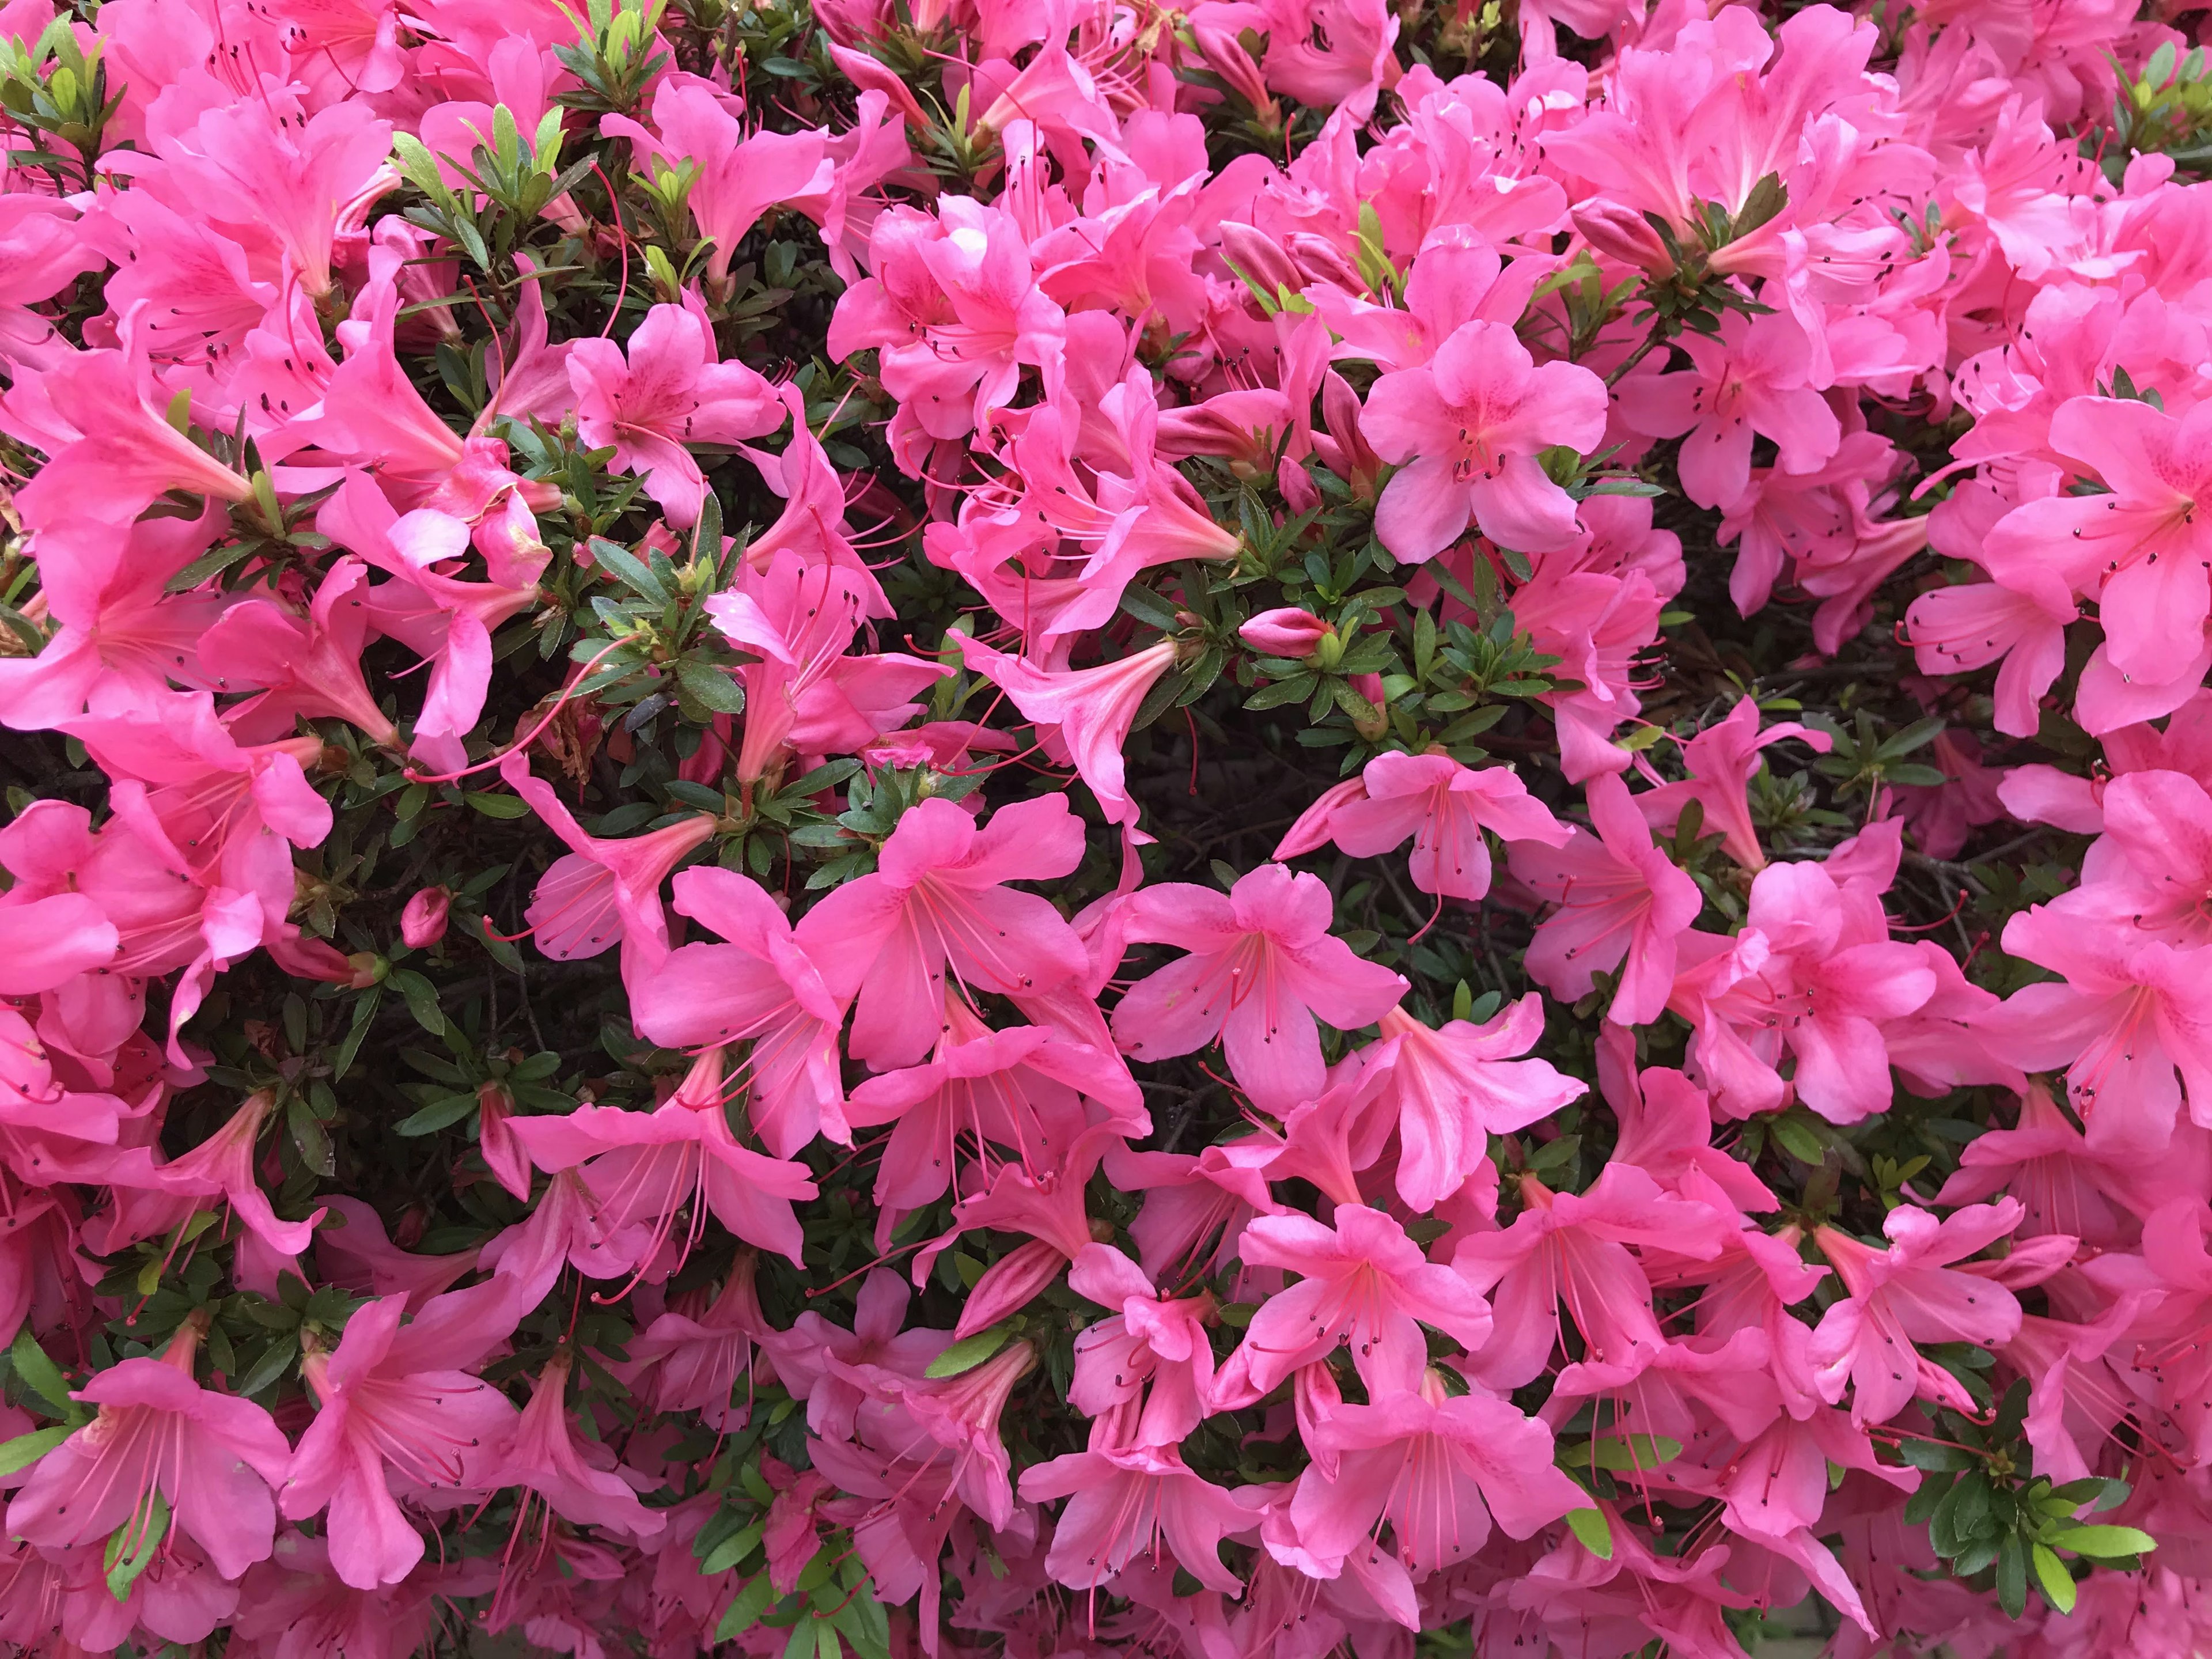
[{"x1": 0, "y1": 0, "x2": 2207, "y2": 1653}]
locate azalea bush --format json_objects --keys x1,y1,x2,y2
[{"x1": 1, "y1": 0, "x2": 2210, "y2": 1653}]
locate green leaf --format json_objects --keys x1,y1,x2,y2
[
  {"x1": 700, "y1": 1519, "x2": 764, "y2": 1575},
  {"x1": 1566, "y1": 1508, "x2": 1613, "y2": 1560},
  {"x1": 464, "y1": 789, "x2": 534, "y2": 819},
  {"x1": 1586, "y1": 1434, "x2": 1683, "y2": 1471},
  {"x1": 1771, "y1": 1115, "x2": 1825, "y2": 1165},
  {"x1": 10, "y1": 1329, "x2": 75, "y2": 1418},
  {"x1": 816, "y1": 1622, "x2": 843, "y2": 1659},
  {"x1": 1729, "y1": 172, "x2": 1789, "y2": 240},
  {"x1": 1996, "y1": 1532, "x2": 2028, "y2": 1618},
  {"x1": 104, "y1": 1490, "x2": 169, "y2": 1601},
  {"x1": 389, "y1": 968, "x2": 447, "y2": 1036},
  {"x1": 715, "y1": 1573, "x2": 777, "y2": 1641},
  {"x1": 588, "y1": 537, "x2": 673, "y2": 606},
  {"x1": 393, "y1": 1092, "x2": 479, "y2": 1136},
  {"x1": 235, "y1": 1331, "x2": 300, "y2": 1398},
  {"x1": 676, "y1": 657, "x2": 747, "y2": 715},
  {"x1": 925, "y1": 1323, "x2": 1012, "y2": 1378},
  {"x1": 2031, "y1": 1541, "x2": 2077, "y2": 1614},
  {"x1": 2047, "y1": 1524, "x2": 2156, "y2": 1558},
  {"x1": 0, "y1": 1423, "x2": 72, "y2": 1476},
  {"x1": 1897, "y1": 1438, "x2": 1978, "y2": 1473}
]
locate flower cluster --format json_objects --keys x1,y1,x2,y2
[{"x1": 0, "y1": 0, "x2": 2206, "y2": 1654}]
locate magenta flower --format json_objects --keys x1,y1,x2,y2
[
  {"x1": 955, "y1": 636, "x2": 1179, "y2": 828},
  {"x1": 566, "y1": 299, "x2": 785, "y2": 527},
  {"x1": 500, "y1": 751, "x2": 717, "y2": 975},
  {"x1": 1983, "y1": 394, "x2": 2212, "y2": 687},
  {"x1": 505, "y1": 1067, "x2": 819, "y2": 1267},
  {"x1": 1111, "y1": 863, "x2": 1407, "y2": 1112},
  {"x1": 1320, "y1": 752, "x2": 1570, "y2": 902},
  {"x1": 1239, "y1": 607, "x2": 1332, "y2": 657},
  {"x1": 399, "y1": 885, "x2": 451, "y2": 949},
  {"x1": 1809, "y1": 1200, "x2": 2025, "y2": 1426},
  {"x1": 279, "y1": 1288, "x2": 523, "y2": 1589},
  {"x1": 1453, "y1": 1164, "x2": 1734, "y2": 1390},
  {"x1": 0, "y1": 324, "x2": 255, "y2": 532},
  {"x1": 1984, "y1": 904, "x2": 2212, "y2": 1153},
  {"x1": 7, "y1": 1319, "x2": 293, "y2": 1581},
  {"x1": 602, "y1": 80, "x2": 831, "y2": 290},
  {"x1": 1235, "y1": 1203, "x2": 1492, "y2": 1393},
  {"x1": 1668, "y1": 854, "x2": 1937, "y2": 1124},
  {"x1": 1358, "y1": 319, "x2": 1608, "y2": 561},
  {"x1": 844, "y1": 1015, "x2": 1134, "y2": 1220},
  {"x1": 1369, "y1": 995, "x2": 1587, "y2": 1212},
  {"x1": 1633, "y1": 696, "x2": 1830, "y2": 870},
  {"x1": 1615, "y1": 309, "x2": 1841, "y2": 510},
  {"x1": 803, "y1": 794, "x2": 1091, "y2": 1069},
  {"x1": 1287, "y1": 1370, "x2": 1588, "y2": 1579},
  {"x1": 1512, "y1": 772, "x2": 1705, "y2": 1025},
  {"x1": 194, "y1": 559, "x2": 398, "y2": 747},
  {"x1": 630, "y1": 865, "x2": 855, "y2": 1158},
  {"x1": 1018, "y1": 1442, "x2": 1255, "y2": 1593},
  {"x1": 152, "y1": 1088, "x2": 326, "y2": 1259},
  {"x1": 493, "y1": 1353, "x2": 664, "y2": 1543}
]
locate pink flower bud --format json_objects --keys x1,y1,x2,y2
[
  {"x1": 400, "y1": 886, "x2": 451, "y2": 949},
  {"x1": 1571, "y1": 201, "x2": 1675, "y2": 276},
  {"x1": 1218, "y1": 221, "x2": 1305, "y2": 302},
  {"x1": 1241, "y1": 607, "x2": 1332, "y2": 657}
]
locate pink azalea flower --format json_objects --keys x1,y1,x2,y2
[
  {"x1": 1234, "y1": 1203, "x2": 1493, "y2": 1394},
  {"x1": 602, "y1": 79, "x2": 832, "y2": 289},
  {"x1": 1984, "y1": 904, "x2": 2212, "y2": 1153},
  {"x1": 6, "y1": 1316, "x2": 293, "y2": 1581},
  {"x1": 1809, "y1": 1200, "x2": 2025, "y2": 1426},
  {"x1": 1017, "y1": 1442, "x2": 1255, "y2": 1593},
  {"x1": 844, "y1": 1010, "x2": 1134, "y2": 1222},
  {"x1": 494, "y1": 1353, "x2": 665, "y2": 1543},
  {"x1": 705, "y1": 551, "x2": 941, "y2": 784},
  {"x1": 1358, "y1": 319, "x2": 1608, "y2": 562},
  {"x1": 1632, "y1": 696, "x2": 1830, "y2": 870},
  {"x1": 1614, "y1": 309, "x2": 1842, "y2": 510},
  {"x1": 630, "y1": 865, "x2": 855, "y2": 1158},
  {"x1": 151, "y1": 1087, "x2": 327, "y2": 1259},
  {"x1": 1239, "y1": 607, "x2": 1332, "y2": 657},
  {"x1": 0, "y1": 506, "x2": 234, "y2": 732},
  {"x1": 566, "y1": 298, "x2": 785, "y2": 527},
  {"x1": 1902, "y1": 570, "x2": 2076, "y2": 739},
  {"x1": 1286, "y1": 1369, "x2": 1587, "y2": 1579},
  {"x1": 196, "y1": 558, "x2": 399, "y2": 747},
  {"x1": 0, "y1": 321, "x2": 255, "y2": 532},
  {"x1": 1983, "y1": 395, "x2": 2212, "y2": 686},
  {"x1": 1453, "y1": 1164, "x2": 1733, "y2": 1390},
  {"x1": 1067, "y1": 1243, "x2": 1219, "y2": 1448},
  {"x1": 279, "y1": 1287, "x2": 523, "y2": 1589},
  {"x1": 954, "y1": 636, "x2": 1179, "y2": 827},
  {"x1": 505, "y1": 1060, "x2": 819, "y2": 1267},
  {"x1": 1111, "y1": 863, "x2": 1407, "y2": 1112},
  {"x1": 499, "y1": 751, "x2": 717, "y2": 975},
  {"x1": 1512, "y1": 772, "x2": 1705, "y2": 1025},
  {"x1": 1367, "y1": 995, "x2": 1587, "y2": 1212},
  {"x1": 1667, "y1": 851, "x2": 1937, "y2": 1124},
  {"x1": 803, "y1": 794, "x2": 1091, "y2": 1069},
  {"x1": 628, "y1": 1259, "x2": 774, "y2": 1431},
  {"x1": 1307, "y1": 751, "x2": 1570, "y2": 902},
  {"x1": 399, "y1": 885, "x2": 451, "y2": 949}
]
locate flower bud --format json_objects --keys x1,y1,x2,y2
[
  {"x1": 400, "y1": 885, "x2": 452, "y2": 949},
  {"x1": 1219, "y1": 221, "x2": 1304, "y2": 302},
  {"x1": 1571, "y1": 201, "x2": 1674, "y2": 276},
  {"x1": 1241, "y1": 607, "x2": 1332, "y2": 657},
  {"x1": 1349, "y1": 673, "x2": 1391, "y2": 740}
]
